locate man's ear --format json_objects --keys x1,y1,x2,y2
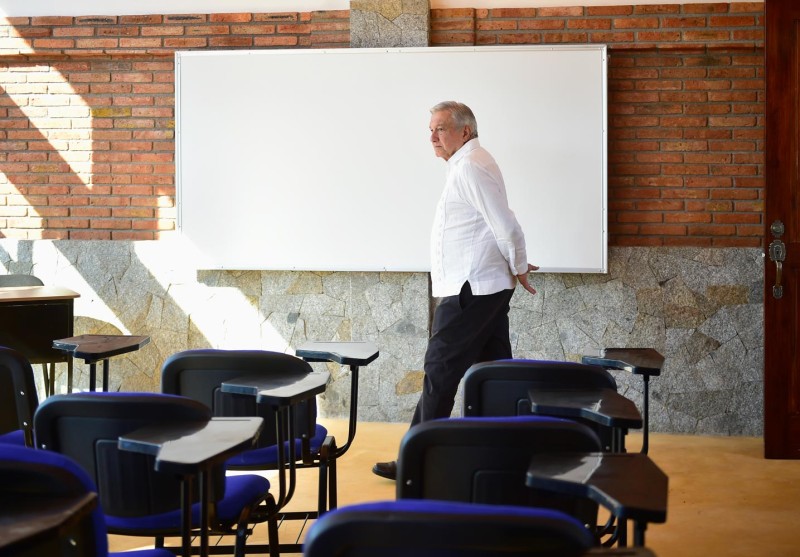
[{"x1": 462, "y1": 126, "x2": 472, "y2": 140}]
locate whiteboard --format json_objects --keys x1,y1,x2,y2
[{"x1": 176, "y1": 46, "x2": 607, "y2": 272}]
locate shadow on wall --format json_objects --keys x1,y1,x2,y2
[
  {"x1": 0, "y1": 238, "x2": 432, "y2": 424},
  {"x1": 0, "y1": 240, "x2": 765, "y2": 437},
  {"x1": 0, "y1": 240, "x2": 201, "y2": 394}
]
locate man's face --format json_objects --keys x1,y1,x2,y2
[{"x1": 429, "y1": 110, "x2": 470, "y2": 161}]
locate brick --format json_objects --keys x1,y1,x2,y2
[
  {"x1": 141, "y1": 26, "x2": 184, "y2": 36},
  {"x1": 32, "y1": 38, "x2": 75, "y2": 49},
  {"x1": 659, "y1": 188, "x2": 709, "y2": 199},
  {"x1": 683, "y1": 4, "x2": 731, "y2": 14},
  {"x1": 636, "y1": 152, "x2": 683, "y2": 163},
  {"x1": 71, "y1": 231, "x2": 111, "y2": 240},
  {"x1": 618, "y1": 212, "x2": 663, "y2": 223},
  {"x1": 120, "y1": 15, "x2": 163, "y2": 24},
  {"x1": 665, "y1": 213, "x2": 712, "y2": 224},
  {"x1": 709, "y1": 115, "x2": 758, "y2": 127},
  {"x1": 660, "y1": 116, "x2": 708, "y2": 127},
  {"x1": 663, "y1": 17, "x2": 707, "y2": 28},
  {"x1": 489, "y1": 8, "x2": 536, "y2": 18},
  {"x1": 687, "y1": 224, "x2": 737, "y2": 236},
  {"x1": 661, "y1": 141, "x2": 709, "y2": 152},
  {"x1": 613, "y1": 187, "x2": 662, "y2": 199},
  {"x1": 684, "y1": 129, "x2": 731, "y2": 140},
  {"x1": 120, "y1": 38, "x2": 163, "y2": 48},
  {"x1": 685, "y1": 177, "x2": 733, "y2": 188},
  {"x1": 518, "y1": 19, "x2": 564, "y2": 31},
  {"x1": 537, "y1": 7, "x2": 583, "y2": 17},
  {"x1": 637, "y1": 31, "x2": 682, "y2": 43},
  {"x1": 591, "y1": 32, "x2": 635, "y2": 43},
  {"x1": 496, "y1": 34, "x2": 542, "y2": 45},
  {"x1": 710, "y1": 188, "x2": 758, "y2": 200},
  {"x1": 210, "y1": 13, "x2": 252, "y2": 23},
  {"x1": 662, "y1": 164, "x2": 711, "y2": 176},
  {"x1": 613, "y1": 17, "x2": 659, "y2": 29},
  {"x1": 683, "y1": 30, "x2": 731, "y2": 42},
  {"x1": 478, "y1": 20, "x2": 518, "y2": 31},
  {"x1": 639, "y1": 224, "x2": 687, "y2": 236},
  {"x1": 730, "y1": 3, "x2": 766, "y2": 13},
  {"x1": 587, "y1": 6, "x2": 634, "y2": 16},
  {"x1": 714, "y1": 213, "x2": 760, "y2": 224},
  {"x1": 208, "y1": 37, "x2": 253, "y2": 48},
  {"x1": 568, "y1": 18, "x2": 611, "y2": 30},
  {"x1": 253, "y1": 36, "x2": 300, "y2": 47},
  {"x1": 637, "y1": 200, "x2": 685, "y2": 211}
]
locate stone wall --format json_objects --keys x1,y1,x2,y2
[{"x1": 1, "y1": 239, "x2": 762, "y2": 436}]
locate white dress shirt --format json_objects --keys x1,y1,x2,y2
[{"x1": 430, "y1": 138, "x2": 529, "y2": 298}]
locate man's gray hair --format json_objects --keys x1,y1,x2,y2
[{"x1": 431, "y1": 101, "x2": 479, "y2": 139}]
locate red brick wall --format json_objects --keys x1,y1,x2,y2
[{"x1": 0, "y1": 4, "x2": 764, "y2": 247}]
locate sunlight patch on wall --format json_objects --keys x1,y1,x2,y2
[
  {"x1": 0, "y1": 62, "x2": 93, "y2": 229},
  {"x1": 134, "y1": 239, "x2": 291, "y2": 352}
]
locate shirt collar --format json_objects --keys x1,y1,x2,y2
[{"x1": 447, "y1": 137, "x2": 481, "y2": 167}]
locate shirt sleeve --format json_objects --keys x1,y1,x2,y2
[{"x1": 458, "y1": 154, "x2": 529, "y2": 276}]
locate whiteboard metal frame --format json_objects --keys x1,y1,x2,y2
[{"x1": 176, "y1": 45, "x2": 608, "y2": 273}]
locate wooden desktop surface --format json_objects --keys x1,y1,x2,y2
[
  {"x1": 0, "y1": 492, "x2": 96, "y2": 552},
  {"x1": 0, "y1": 285, "x2": 80, "y2": 302}
]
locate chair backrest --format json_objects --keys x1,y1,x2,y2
[
  {"x1": 0, "y1": 346, "x2": 39, "y2": 446},
  {"x1": 33, "y1": 391, "x2": 223, "y2": 519},
  {"x1": 462, "y1": 359, "x2": 618, "y2": 417},
  {"x1": 0, "y1": 443, "x2": 107, "y2": 556},
  {"x1": 397, "y1": 416, "x2": 602, "y2": 524},
  {"x1": 0, "y1": 274, "x2": 44, "y2": 287},
  {"x1": 161, "y1": 349, "x2": 318, "y2": 448},
  {"x1": 303, "y1": 499, "x2": 595, "y2": 557}
]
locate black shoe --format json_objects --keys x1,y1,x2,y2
[{"x1": 372, "y1": 460, "x2": 397, "y2": 480}]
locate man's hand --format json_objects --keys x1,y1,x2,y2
[{"x1": 516, "y1": 264, "x2": 539, "y2": 295}]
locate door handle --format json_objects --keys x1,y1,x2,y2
[{"x1": 769, "y1": 220, "x2": 786, "y2": 299}]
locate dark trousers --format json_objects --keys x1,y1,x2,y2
[{"x1": 410, "y1": 281, "x2": 515, "y2": 427}]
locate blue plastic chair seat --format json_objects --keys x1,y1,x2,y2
[
  {"x1": 104, "y1": 469, "x2": 269, "y2": 532},
  {"x1": 226, "y1": 424, "x2": 328, "y2": 467},
  {"x1": 0, "y1": 429, "x2": 25, "y2": 445},
  {"x1": 304, "y1": 499, "x2": 595, "y2": 557},
  {"x1": 1, "y1": 444, "x2": 175, "y2": 557}
]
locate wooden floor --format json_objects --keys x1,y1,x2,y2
[{"x1": 109, "y1": 419, "x2": 800, "y2": 556}]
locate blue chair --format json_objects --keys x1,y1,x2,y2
[
  {"x1": 0, "y1": 345, "x2": 39, "y2": 447},
  {"x1": 397, "y1": 416, "x2": 603, "y2": 542},
  {"x1": 303, "y1": 499, "x2": 595, "y2": 557},
  {"x1": 463, "y1": 359, "x2": 630, "y2": 452},
  {"x1": 0, "y1": 443, "x2": 174, "y2": 557},
  {"x1": 161, "y1": 348, "x2": 336, "y2": 549},
  {"x1": 33, "y1": 391, "x2": 279, "y2": 557}
]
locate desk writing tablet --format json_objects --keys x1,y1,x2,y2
[
  {"x1": 296, "y1": 340, "x2": 379, "y2": 459},
  {"x1": 118, "y1": 417, "x2": 263, "y2": 475},
  {"x1": 581, "y1": 348, "x2": 664, "y2": 377},
  {"x1": 295, "y1": 341, "x2": 379, "y2": 367},
  {"x1": 528, "y1": 387, "x2": 643, "y2": 429},
  {"x1": 53, "y1": 334, "x2": 151, "y2": 363},
  {"x1": 581, "y1": 347, "x2": 664, "y2": 455},
  {"x1": 0, "y1": 492, "x2": 97, "y2": 553},
  {"x1": 0, "y1": 285, "x2": 79, "y2": 303},
  {"x1": 53, "y1": 334, "x2": 151, "y2": 392},
  {"x1": 526, "y1": 452, "x2": 668, "y2": 525},
  {"x1": 221, "y1": 370, "x2": 330, "y2": 407},
  {"x1": 118, "y1": 416, "x2": 262, "y2": 557}
]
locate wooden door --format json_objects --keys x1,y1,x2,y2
[{"x1": 764, "y1": 0, "x2": 800, "y2": 458}]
